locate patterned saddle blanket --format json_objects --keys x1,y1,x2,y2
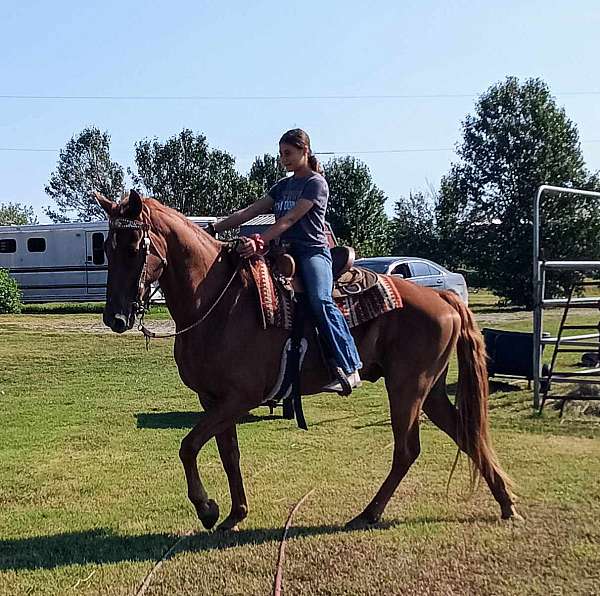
[{"x1": 247, "y1": 254, "x2": 403, "y2": 330}]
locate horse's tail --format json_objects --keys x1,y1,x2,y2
[{"x1": 440, "y1": 291, "x2": 513, "y2": 493}]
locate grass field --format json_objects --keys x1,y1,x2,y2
[{"x1": 1, "y1": 292, "x2": 599, "y2": 595}]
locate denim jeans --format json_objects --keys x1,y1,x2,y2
[{"x1": 291, "y1": 244, "x2": 363, "y2": 375}]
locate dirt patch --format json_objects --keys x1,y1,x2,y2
[
  {"x1": 0, "y1": 314, "x2": 175, "y2": 335},
  {"x1": 475, "y1": 311, "x2": 532, "y2": 326}
]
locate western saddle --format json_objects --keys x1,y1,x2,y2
[{"x1": 271, "y1": 245, "x2": 379, "y2": 298}]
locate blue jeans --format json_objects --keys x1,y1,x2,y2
[{"x1": 291, "y1": 244, "x2": 363, "y2": 375}]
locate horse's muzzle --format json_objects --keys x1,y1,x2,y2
[{"x1": 104, "y1": 312, "x2": 130, "y2": 334}]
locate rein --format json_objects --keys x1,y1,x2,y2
[{"x1": 137, "y1": 260, "x2": 242, "y2": 345}]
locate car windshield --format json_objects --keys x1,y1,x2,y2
[{"x1": 356, "y1": 260, "x2": 391, "y2": 273}]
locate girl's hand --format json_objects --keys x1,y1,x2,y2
[{"x1": 237, "y1": 235, "x2": 265, "y2": 258}]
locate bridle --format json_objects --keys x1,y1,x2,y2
[
  {"x1": 108, "y1": 216, "x2": 167, "y2": 317},
  {"x1": 108, "y1": 215, "x2": 241, "y2": 346}
]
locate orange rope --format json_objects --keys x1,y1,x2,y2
[{"x1": 273, "y1": 488, "x2": 316, "y2": 596}]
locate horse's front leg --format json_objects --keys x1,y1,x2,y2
[
  {"x1": 215, "y1": 424, "x2": 248, "y2": 531},
  {"x1": 178, "y1": 401, "x2": 251, "y2": 530}
]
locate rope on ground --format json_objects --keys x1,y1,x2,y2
[
  {"x1": 131, "y1": 448, "x2": 306, "y2": 596},
  {"x1": 134, "y1": 529, "x2": 195, "y2": 596},
  {"x1": 273, "y1": 488, "x2": 316, "y2": 596},
  {"x1": 71, "y1": 569, "x2": 96, "y2": 590}
]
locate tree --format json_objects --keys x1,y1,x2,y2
[
  {"x1": 390, "y1": 191, "x2": 441, "y2": 261},
  {"x1": 45, "y1": 127, "x2": 125, "y2": 222},
  {"x1": 437, "y1": 77, "x2": 600, "y2": 306},
  {"x1": 323, "y1": 157, "x2": 391, "y2": 257},
  {"x1": 248, "y1": 153, "x2": 287, "y2": 195},
  {"x1": 0, "y1": 202, "x2": 38, "y2": 225},
  {"x1": 131, "y1": 129, "x2": 255, "y2": 216}
]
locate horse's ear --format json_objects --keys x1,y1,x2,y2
[
  {"x1": 94, "y1": 191, "x2": 116, "y2": 217},
  {"x1": 123, "y1": 189, "x2": 143, "y2": 219}
]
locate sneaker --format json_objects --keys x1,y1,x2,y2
[{"x1": 322, "y1": 370, "x2": 362, "y2": 394}]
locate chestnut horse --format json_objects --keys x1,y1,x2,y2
[{"x1": 95, "y1": 190, "x2": 520, "y2": 531}]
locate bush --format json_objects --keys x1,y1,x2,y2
[
  {"x1": 0, "y1": 269, "x2": 22, "y2": 313},
  {"x1": 456, "y1": 268, "x2": 488, "y2": 289}
]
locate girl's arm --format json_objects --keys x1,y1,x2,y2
[
  {"x1": 260, "y1": 199, "x2": 313, "y2": 243},
  {"x1": 238, "y1": 199, "x2": 314, "y2": 257},
  {"x1": 214, "y1": 195, "x2": 274, "y2": 233}
]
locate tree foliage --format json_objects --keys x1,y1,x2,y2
[
  {"x1": 390, "y1": 191, "x2": 441, "y2": 260},
  {"x1": 45, "y1": 127, "x2": 124, "y2": 222},
  {"x1": 131, "y1": 129, "x2": 255, "y2": 216},
  {"x1": 248, "y1": 153, "x2": 286, "y2": 195},
  {"x1": 0, "y1": 202, "x2": 38, "y2": 225},
  {"x1": 437, "y1": 77, "x2": 600, "y2": 305},
  {"x1": 323, "y1": 157, "x2": 391, "y2": 257}
]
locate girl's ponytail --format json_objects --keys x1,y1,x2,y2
[{"x1": 308, "y1": 153, "x2": 324, "y2": 175}]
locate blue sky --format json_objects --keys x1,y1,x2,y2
[{"x1": 1, "y1": 0, "x2": 599, "y2": 222}]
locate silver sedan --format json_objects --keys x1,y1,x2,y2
[{"x1": 355, "y1": 256, "x2": 469, "y2": 304}]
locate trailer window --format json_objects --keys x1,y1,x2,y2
[
  {"x1": 27, "y1": 238, "x2": 46, "y2": 252},
  {"x1": 92, "y1": 232, "x2": 105, "y2": 265},
  {"x1": 0, "y1": 239, "x2": 17, "y2": 253}
]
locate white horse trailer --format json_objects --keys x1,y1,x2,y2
[{"x1": 0, "y1": 217, "x2": 217, "y2": 303}]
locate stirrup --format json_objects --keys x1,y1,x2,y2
[{"x1": 322, "y1": 369, "x2": 361, "y2": 395}]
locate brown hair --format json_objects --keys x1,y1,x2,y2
[{"x1": 279, "y1": 128, "x2": 324, "y2": 175}]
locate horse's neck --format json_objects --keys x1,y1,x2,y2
[{"x1": 153, "y1": 211, "x2": 230, "y2": 326}]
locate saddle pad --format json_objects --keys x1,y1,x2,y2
[
  {"x1": 247, "y1": 256, "x2": 294, "y2": 329},
  {"x1": 247, "y1": 256, "x2": 403, "y2": 330},
  {"x1": 335, "y1": 274, "x2": 403, "y2": 328}
]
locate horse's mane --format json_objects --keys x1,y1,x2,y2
[
  {"x1": 142, "y1": 196, "x2": 250, "y2": 287},
  {"x1": 143, "y1": 197, "x2": 210, "y2": 242}
]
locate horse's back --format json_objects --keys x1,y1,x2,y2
[
  {"x1": 370, "y1": 276, "x2": 461, "y2": 355},
  {"x1": 387, "y1": 276, "x2": 460, "y2": 321}
]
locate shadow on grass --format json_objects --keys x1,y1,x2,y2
[
  {"x1": 135, "y1": 411, "x2": 199, "y2": 429},
  {"x1": 0, "y1": 512, "x2": 497, "y2": 571},
  {"x1": 353, "y1": 418, "x2": 390, "y2": 430},
  {"x1": 448, "y1": 379, "x2": 524, "y2": 397},
  {"x1": 489, "y1": 380, "x2": 525, "y2": 393},
  {"x1": 0, "y1": 525, "x2": 337, "y2": 571},
  {"x1": 135, "y1": 411, "x2": 281, "y2": 429},
  {"x1": 309, "y1": 414, "x2": 358, "y2": 428},
  {"x1": 0, "y1": 529, "x2": 176, "y2": 571}
]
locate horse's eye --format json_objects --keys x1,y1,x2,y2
[{"x1": 128, "y1": 246, "x2": 139, "y2": 257}]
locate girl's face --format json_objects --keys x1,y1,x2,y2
[{"x1": 279, "y1": 142, "x2": 308, "y2": 172}]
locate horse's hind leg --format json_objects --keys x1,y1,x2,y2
[
  {"x1": 422, "y1": 373, "x2": 519, "y2": 519},
  {"x1": 346, "y1": 380, "x2": 424, "y2": 529},
  {"x1": 215, "y1": 424, "x2": 248, "y2": 531}
]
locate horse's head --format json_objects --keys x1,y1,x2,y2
[{"x1": 95, "y1": 190, "x2": 166, "y2": 333}]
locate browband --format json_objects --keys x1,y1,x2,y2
[{"x1": 109, "y1": 218, "x2": 149, "y2": 230}]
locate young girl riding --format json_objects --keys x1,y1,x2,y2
[{"x1": 212, "y1": 128, "x2": 362, "y2": 393}]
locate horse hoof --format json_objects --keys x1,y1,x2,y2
[
  {"x1": 217, "y1": 521, "x2": 240, "y2": 533},
  {"x1": 501, "y1": 505, "x2": 524, "y2": 522},
  {"x1": 197, "y1": 499, "x2": 220, "y2": 530},
  {"x1": 345, "y1": 514, "x2": 379, "y2": 531},
  {"x1": 216, "y1": 514, "x2": 242, "y2": 532}
]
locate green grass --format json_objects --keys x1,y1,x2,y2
[
  {"x1": 22, "y1": 302, "x2": 106, "y2": 314},
  {"x1": 1, "y1": 292, "x2": 599, "y2": 595},
  {"x1": 22, "y1": 302, "x2": 171, "y2": 319}
]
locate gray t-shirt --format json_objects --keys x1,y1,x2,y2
[{"x1": 268, "y1": 174, "x2": 329, "y2": 247}]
